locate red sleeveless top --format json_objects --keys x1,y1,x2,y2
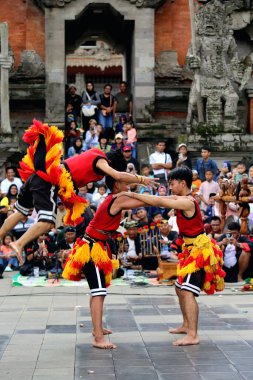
[
  {"x1": 64, "y1": 148, "x2": 108, "y2": 188},
  {"x1": 86, "y1": 194, "x2": 122, "y2": 241},
  {"x1": 176, "y1": 197, "x2": 204, "y2": 238}
]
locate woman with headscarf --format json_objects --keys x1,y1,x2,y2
[
  {"x1": 0, "y1": 185, "x2": 19, "y2": 227},
  {"x1": 67, "y1": 137, "x2": 86, "y2": 158},
  {"x1": 81, "y1": 81, "x2": 101, "y2": 132}
]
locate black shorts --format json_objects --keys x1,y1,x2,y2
[
  {"x1": 175, "y1": 269, "x2": 205, "y2": 297},
  {"x1": 15, "y1": 174, "x2": 58, "y2": 224},
  {"x1": 83, "y1": 260, "x2": 107, "y2": 297}
]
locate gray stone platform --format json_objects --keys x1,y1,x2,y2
[{"x1": 0, "y1": 273, "x2": 253, "y2": 380}]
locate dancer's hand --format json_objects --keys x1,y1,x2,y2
[{"x1": 142, "y1": 177, "x2": 160, "y2": 187}]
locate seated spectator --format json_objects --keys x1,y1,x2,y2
[
  {"x1": 217, "y1": 222, "x2": 253, "y2": 282},
  {"x1": 84, "y1": 123, "x2": 99, "y2": 150},
  {"x1": 55, "y1": 200, "x2": 67, "y2": 229},
  {"x1": 136, "y1": 207, "x2": 151, "y2": 228},
  {"x1": 92, "y1": 184, "x2": 108, "y2": 207},
  {"x1": 94, "y1": 133, "x2": 111, "y2": 153},
  {"x1": 0, "y1": 233, "x2": 19, "y2": 276},
  {"x1": 122, "y1": 123, "x2": 128, "y2": 144},
  {"x1": 205, "y1": 193, "x2": 217, "y2": 223},
  {"x1": 218, "y1": 161, "x2": 232, "y2": 180},
  {"x1": 248, "y1": 165, "x2": 253, "y2": 184},
  {"x1": 174, "y1": 143, "x2": 192, "y2": 169},
  {"x1": 138, "y1": 164, "x2": 155, "y2": 194},
  {"x1": 115, "y1": 114, "x2": 127, "y2": 134},
  {"x1": 208, "y1": 216, "x2": 223, "y2": 240},
  {"x1": 110, "y1": 133, "x2": 124, "y2": 152},
  {"x1": 123, "y1": 221, "x2": 141, "y2": 264},
  {"x1": 78, "y1": 186, "x2": 93, "y2": 204},
  {"x1": 153, "y1": 219, "x2": 178, "y2": 261},
  {"x1": 67, "y1": 137, "x2": 85, "y2": 158},
  {"x1": 126, "y1": 121, "x2": 137, "y2": 159},
  {"x1": 19, "y1": 233, "x2": 56, "y2": 276},
  {"x1": 65, "y1": 121, "x2": 81, "y2": 152},
  {"x1": 0, "y1": 184, "x2": 19, "y2": 227},
  {"x1": 57, "y1": 227, "x2": 77, "y2": 251},
  {"x1": 152, "y1": 210, "x2": 163, "y2": 224},
  {"x1": 191, "y1": 170, "x2": 201, "y2": 196},
  {"x1": 149, "y1": 185, "x2": 170, "y2": 219},
  {"x1": 123, "y1": 145, "x2": 140, "y2": 172},
  {"x1": 168, "y1": 209, "x2": 179, "y2": 233},
  {"x1": 0, "y1": 167, "x2": 23, "y2": 196}
]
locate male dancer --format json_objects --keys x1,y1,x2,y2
[
  {"x1": 62, "y1": 161, "x2": 154, "y2": 349},
  {"x1": 0, "y1": 119, "x2": 157, "y2": 263},
  {"x1": 115, "y1": 166, "x2": 225, "y2": 346}
]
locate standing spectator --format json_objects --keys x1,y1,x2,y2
[
  {"x1": 0, "y1": 233, "x2": 19, "y2": 274},
  {"x1": 0, "y1": 167, "x2": 22, "y2": 196},
  {"x1": 174, "y1": 143, "x2": 192, "y2": 169},
  {"x1": 198, "y1": 170, "x2": 220, "y2": 211},
  {"x1": 99, "y1": 83, "x2": 115, "y2": 132},
  {"x1": 126, "y1": 121, "x2": 137, "y2": 159},
  {"x1": 114, "y1": 81, "x2": 133, "y2": 121},
  {"x1": 195, "y1": 147, "x2": 218, "y2": 182},
  {"x1": 67, "y1": 137, "x2": 86, "y2": 158},
  {"x1": 81, "y1": 81, "x2": 101, "y2": 132},
  {"x1": 110, "y1": 133, "x2": 124, "y2": 152},
  {"x1": 66, "y1": 84, "x2": 82, "y2": 118},
  {"x1": 122, "y1": 145, "x2": 140, "y2": 172},
  {"x1": 149, "y1": 141, "x2": 172, "y2": 185}
]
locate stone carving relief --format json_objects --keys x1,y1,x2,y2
[
  {"x1": 186, "y1": 0, "x2": 252, "y2": 132},
  {"x1": 155, "y1": 51, "x2": 183, "y2": 78},
  {"x1": 11, "y1": 50, "x2": 45, "y2": 79}
]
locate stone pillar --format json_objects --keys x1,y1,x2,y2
[
  {"x1": 248, "y1": 94, "x2": 253, "y2": 134},
  {"x1": 0, "y1": 22, "x2": 12, "y2": 133},
  {"x1": 45, "y1": 9, "x2": 65, "y2": 124},
  {"x1": 132, "y1": 9, "x2": 155, "y2": 122},
  {"x1": 75, "y1": 73, "x2": 85, "y2": 96}
]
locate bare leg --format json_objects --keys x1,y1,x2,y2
[
  {"x1": 169, "y1": 286, "x2": 188, "y2": 334},
  {"x1": 90, "y1": 297, "x2": 112, "y2": 336},
  {"x1": 173, "y1": 290, "x2": 200, "y2": 346},
  {"x1": 91, "y1": 296, "x2": 116, "y2": 349},
  {"x1": 238, "y1": 250, "x2": 250, "y2": 282},
  {"x1": 10, "y1": 221, "x2": 53, "y2": 265},
  {"x1": 0, "y1": 211, "x2": 25, "y2": 240}
]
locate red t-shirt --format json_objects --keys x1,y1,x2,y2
[
  {"x1": 64, "y1": 148, "x2": 108, "y2": 188},
  {"x1": 86, "y1": 194, "x2": 122, "y2": 241}
]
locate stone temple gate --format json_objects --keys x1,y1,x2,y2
[{"x1": 38, "y1": 0, "x2": 161, "y2": 123}]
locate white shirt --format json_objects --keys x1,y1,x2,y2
[
  {"x1": 149, "y1": 151, "x2": 172, "y2": 177},
  {"x1": 168, "y1": 216, "x2": 179, "y2": 233},
  {"x1": 126, "y1": 237, "x2": 137, "y2": 258},
  {"x1": 0, "y1": 177, "x2": 23, "y2": 194},
  {"x1": 198, "y1": 180, "x2": 220, "y2": 211},
  {"x1": 224, "y1": 244, "x2": 237, "y2": 268}
]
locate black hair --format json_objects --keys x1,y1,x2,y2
[
  {"x1": 237, "y1": 161, "x2": 246, "y2": 167},
  {"x1": 105, "y1": 150, "x2": 127, "y2": 191},
  {"x1": 209, "y1": 193, "x2": 216, "y2": 198},
  {"x1": 120, "y1": 81, "x2": 127, "y2": 86},
  {"x1": 104, "y1": 83, "x2": 112, "y2": 90},
  {"x1": 168, "y1": 166, "x2": 193, "y2": 189},
  {"x1": 98, "y1": 133, "x2": 108, "y2": 142},
  {"x1": 156, "y1": 141, "x2": 166, "y2": 145},
  {"x1": 5, "y1": 166, "x2": 15, "y2": 174},
  {"x1": 141, "y1": 163, "x2": 150, "y2": 170},
  {"x1": 7, "y1": 184, "x2": 18, "y2": 202},
  {"x1": 3, "y1": 233, "x2": 14, "y2": 245},
  {"x1": 201, "y1": 146, "x2": 211, "y2": 152},
  {"x1": 210, "y1": 216, "x2": 221, "y2": 223},
  {"x1": 98, "y1": 184, "x2": 107, "y2": 190},
  {"x1": 227, "y1": 222, "x2": 240, "y2": 231}
]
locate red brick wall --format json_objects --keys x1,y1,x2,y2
[
  {"x1": 155, "y1": 0, "x2": 191, "y2": 66},
  {"x1": 0, "y1": 0, "x2": 45, "y2": 67}
]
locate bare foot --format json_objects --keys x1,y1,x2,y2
[
  {"x1": 238, "y1": 276, "x2": 244, "y2": 282},
  {"x1": 10, "y1": 242, "x2": 24, "y2": 266},
  {"x1": 173, "y1": 334, "x2": 200, "y2": 346},
  {"x1": 92, "y1": 336, "x2": 117, "y2": 349},
  {"x1": 92, "y1": 328, "x2": 112, "y2": 336},
  {"x1": 169, "y1": 326, "x2": 188, "y2": 334}
]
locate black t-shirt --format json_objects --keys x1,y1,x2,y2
[
  {"x1": 34, "y1": 135, "x2": 46, "y2": 172},
  {"x1": 99, "y1": 94, "x2": 115, "y2": 108}
]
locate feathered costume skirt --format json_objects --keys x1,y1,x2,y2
[{"x1": 177, "y1": 233, "x2": 225, "y2": 295}]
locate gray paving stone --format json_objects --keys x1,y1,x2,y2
[
  {"x1": 195, "y1": 364, "x2": 237, "y2": 372},
  {"x1": 158, "y1": 374, "x2": 202, "y2": 380},
  {"x1": 155, "y1": 365, "x2": 197, "y2": 373},
  {"x1": 46, "y1": 325, "x2": 76, "y2": 333},
  {"x1": 200, "y1": 374, "x2": 244, "y2": 380},
  {"x1": 240, "y1": 372, "x2": 253, "y2": 380},
  {"x1": 117, "y1": 374, "x2": 158, "y2": 380},
  {"x1": 75, "y1": 375, "x2": 116, "y2": 380}
]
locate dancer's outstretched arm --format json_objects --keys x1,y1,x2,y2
[
  {"x1": 96, "y1": 159, "x2": 159, "y2": 187},
  {"x1": 114, "y1": 192, "x2": 193, "y2": 211}
]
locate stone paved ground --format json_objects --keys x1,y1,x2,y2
[{"x1": 0, "y1": 273, "x2": 253, "y2": 380}]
